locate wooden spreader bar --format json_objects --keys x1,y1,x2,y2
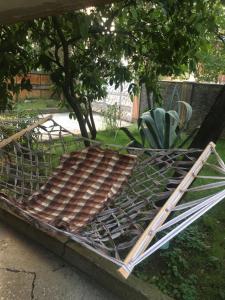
[
  {"x1": 0, "y1": 115, "x2": 52, "y2": 150},
  {"x1": 118, "y1": 142, "x2": 216, "y2": 279}
]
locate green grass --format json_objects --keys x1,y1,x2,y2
[
  {"x1": 44, "y1": 125, "x2": 140, "y2": 170},
  {"x1": 14, "y1": 98, "x2": 68, "y2": 112},
  {"x1": 96, "y1": 124, "x2": 140, "y2": 145}
]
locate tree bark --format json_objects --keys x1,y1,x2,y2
[
  {"x1": 85, "y1": 114, "x2": 96, "y2": 140},
  {"x1": 190, "y1": 84, "x2": 225, "y2": 149},
  {"x1": 52, "y1": 16, "x2": 90, "y2": 146},
  {"x1": 86, "y1": 99, "x2": 97, "y2": 139}
]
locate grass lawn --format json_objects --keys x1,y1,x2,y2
[
  {"x1": 96, "y1": 124, "x2": 140, "y2": 145},
  {"x1": 14, "y1": 98, "x2": 68, "y2": 112}
]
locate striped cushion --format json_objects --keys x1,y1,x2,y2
[{"x1": 23, "y1": 147, "x2": 136, "y2": 233}]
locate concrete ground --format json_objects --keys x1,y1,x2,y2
[
  {"x1": 0, "y1": 221, "x2": 121, "y2": 300},
  {"x1": 42, "y1": 112, "x2": 130, "y2": 134}
]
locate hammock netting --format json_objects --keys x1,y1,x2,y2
[{"x1": 0, "y1": 116, "x2": 224, "y2": 277}]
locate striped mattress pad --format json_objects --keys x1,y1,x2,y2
[{"x1": 2, "y1": 146, "x2": 136, "y2": 233}]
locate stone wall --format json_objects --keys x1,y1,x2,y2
[{"x1": 140, "y1": 81, "x2": 224, "y2": 133}]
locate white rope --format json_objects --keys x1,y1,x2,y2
[
  {"x1": 172, "y1": 195, "x2": 211, "y2": 211},
  {"x1": 186, "y1": 180, "x2": 225, "y2": 192},
  {"x1": 205, "y1": 163, "x2": 225, "y2": 175},
  {"x1": 158, "y1": 189, "x2": 225, "y2": 232},
  {"x1": 197, "y1": 175, "x2": 225, "y2": 180},
  {"x1": 212, "y1": 148, "x2": 225, "y2": 170},
  {"x1": 125, "y1": 189, "x2": 225, "y2": 272}
]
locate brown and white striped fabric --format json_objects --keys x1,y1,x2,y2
[{"x1": 15, "y1": 147, "x2": 136, "y2": 233}]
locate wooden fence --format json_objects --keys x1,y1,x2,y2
[
  {"x1": 15, "y1": 72, "x2": 139, "y2": 121},
  {"x1": 15, "y1": 72, "x2": 53, "y2": 100}
]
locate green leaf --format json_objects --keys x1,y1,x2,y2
[
  {"x1": 177, "y1": 101, "x2": 192, "y2": 129},
  {"x1": 77, "y1": 14, "x2": 90, "y2": 38}
]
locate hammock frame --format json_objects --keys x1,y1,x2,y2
[
  {"x1": 119, "y1": 142, "x2": 215, "y2": 278},
  {"x1": 0, "y1": 115, "x2": 224, "y2": 280}
]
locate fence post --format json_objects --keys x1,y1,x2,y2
[{"x1": 132, "y1": 95, "x2": 139, "y2": 121}]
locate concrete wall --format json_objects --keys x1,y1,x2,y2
[{"x1": 140, "y1": 81, "x2": 224, "y2": 132}]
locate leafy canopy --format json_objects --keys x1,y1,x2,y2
[
  {"x1": 0, "y1": 0, "x2": 220, "y2": 137},
  {"x1": 0, "y1": 23, "x2": 32, "y2": 111},
  {"x1": 195, "y1": 3, "x2": 225, "y2": 82}
]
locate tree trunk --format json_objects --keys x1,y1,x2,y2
[
  {"x1": 190, "y1": 85, "x2": 225, "y2": 149},
  {"x1": 85, "y1": 115, "x2": 96, "y2": 140},
  {"x1": 87, "y1": 99, "x2": 97, "y2": 139},
  {"x1": 52, "y1": 16, "x2": 90, "y2": 146},
  {"x1": 62, "y1": 81, "x2": 90, "y2": 145},
  {"x1": 64, "y1": 90, "x2": 90, "y2": 146}
]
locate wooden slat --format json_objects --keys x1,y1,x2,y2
[
  {"x1": 118, "y1": 142, "x2": 216, "y2": 279},
  {"x1": 0, "y1": 115, "x2": 52, "y2": 150}
]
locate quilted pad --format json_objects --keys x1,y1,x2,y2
[{"x1": 20, "y1": 147, "x2": 136, "y2": 233}]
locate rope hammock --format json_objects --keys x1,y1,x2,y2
[{"x1": 0, "y1": 115, "x2": 224, "y2": 279}]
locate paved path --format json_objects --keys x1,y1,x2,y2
[
  {"x1": 42, "y1": 112, "x2": 130, "y2": 134},
  {"x1": 0, "y1": 221, "x2": 121, "y2": 300}
]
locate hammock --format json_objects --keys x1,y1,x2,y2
[{"x1": 0, "y1": 115, "x2": 224, "y2": 279}]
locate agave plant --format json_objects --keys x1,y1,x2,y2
[
  {"x1": 138, "y1": 101, "x2": 192, "y2": 148},
  {"x1": 120, "y1": 100, "x2": 193, "y2": 149}
]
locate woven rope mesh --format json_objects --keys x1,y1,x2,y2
[
  {"x1": 79, "y1": 148, "x2": 203, "y2": 259},
  {"x1": 0, "y1": 118, "x2": 85, "y2": 199}
]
